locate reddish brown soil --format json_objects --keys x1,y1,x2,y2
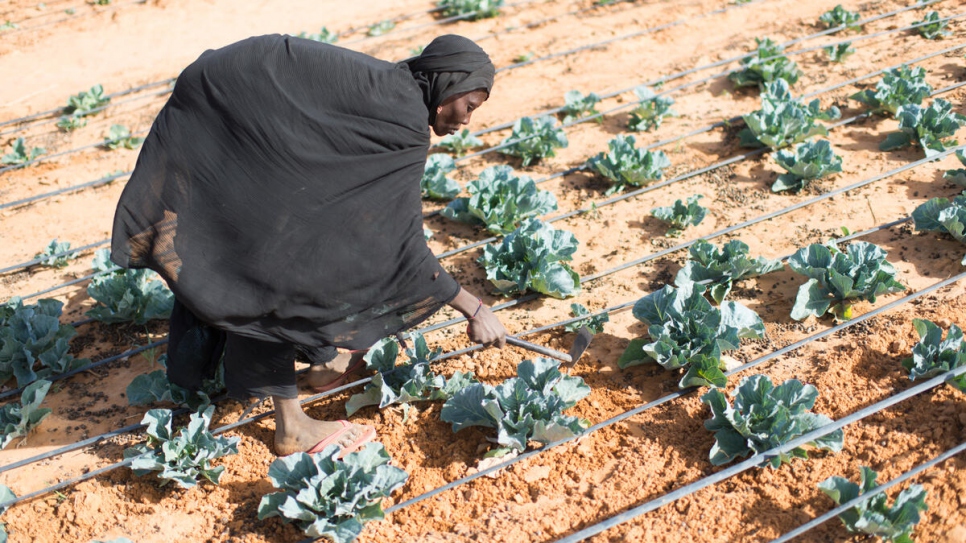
[{"x1": 1, "y1": 0, "x2": 965, "y2": 542}]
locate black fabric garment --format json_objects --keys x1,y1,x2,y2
[
  {"x1": 111, "y1": 34, "x2": 491, "y2": 351},
  {"x1": 406, "y1": 35, "x2": 495, "y2": 125}
]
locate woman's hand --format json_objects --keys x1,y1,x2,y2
[
  {"x1": 449, "y1": 287, "x2": 506, "y2": 348},
  {"x1": 466, "y1": 303, "x2": 506, "y2": 348}
]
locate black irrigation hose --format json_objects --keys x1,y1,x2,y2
[
  {"x1": 0, "y1": 128, "x2": 148, "y2": 174},
  {"x1": 0, "y1": 170, "x2": 130, "y2": 212},
  {"x1": 0, "y1": 339, "x2": 166, "y2": 402},
  {"x1": 555, "y1": 362, "x2": 966, "y2": 543},
  {"x1": 379, "y1": 270, "x2": 966, "y2": 522},
  {"x1": 0, "y1": 239, "x2": 110, "y2": 275},
  {"x1": 456, "y1": 10, "x2": 965, "y2": 161},
  {"x1": 430, "y1": 76, "x2": 966, "y2": 263},
  {"x1": 0, "y1": 0, "x2": 147, "y2": 35},
  {"x1": 770, "y1": 440, "x2": 966, "y2": 543},
  {"x1": 0, "y1": 72, "x2": 173, "y2": 132},
  {"x1": 451, "y1": 0, "x2": 945, "y2": 140}
]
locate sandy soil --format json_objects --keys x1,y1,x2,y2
[{"x1": 1, "y1": 0, "x2": 965, "y2": 541}]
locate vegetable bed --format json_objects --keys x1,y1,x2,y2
[{"x1": 1, "y1": 0, "x2": 965, "y2": 542}]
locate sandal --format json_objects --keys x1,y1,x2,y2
[{"x1": 310, "y1": 353, "x2": 369, "y2": 393}]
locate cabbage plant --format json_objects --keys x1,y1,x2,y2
[
  {"x1": 33, "y1": 239, "x2": 77, "y2": 269},
  {"x1": 258, "y1": 443, "x2": 408, "y2": 542},
  {"x1": 0, "y1": 380, "x2": 52, "y2": 450},
  {"x1": 729, "y1": 37, "x2": 802, "y2": 89},
  {"x1": 819, "y1": 467, "x2": 928, "y2": 542},
  {"x1": 560, "y1": 90, "x2": 601, "y2": 123},
  {"x1": 478, "y1": 218, "x2": 581, "y2": 299},
  {"x1": 437, "y1": 128, "x2": 482, "y2": 156},
  {"x1": 851, "y1": 65, "x2": 932, "y2": 116},
  {"x1": 627, "y1": 85, "x2": 676, "y2": 132},
  {"x1": 944, "y1": 150, "x2": 966, "y2": 186},
  {"x1": 674, "y1": 239, "x2": 784, "y2": 304},
  {"x1": 86, "y1": 249, "x2": 174, "y2": 324},
  {"x1": 437, "y1": 0, "x2": 503, "y2": 20},
  {"x1": 420, "y1": 153, "x2": 460, "y2": 200},
  {"x1": 739, "y1": 79, "x2": 840, "y2": 150},
  {"x1": 880, "y1": 99, "x2": 966, "y2": 158},
  {"x1": 702, "y1": 374, "x2": 844, "y2": 468},
  {"x1": 914, "y1": 10, "x2": 950, "y2": 39},
  {"x1": 499, "y1": 116, "x2": 568, "y2": 167},
  {"x1": 772, "y1": 139, "x2": 843, "y2": 193},
  {"x1": 1, "y1": 138, "x2": 45, "y2": 166},
  {"x1": 441, "y1": 165, "x2": 557, "y2": 235},
  {"x1": 818, "y1": 5, "x2": 861, "y2": 30},
  {"x1": 651, "y1": 194, "x2": 707, "y2": 237},
  {"x1": 911, "y1": 191, "x2": 966, "y2": 264},
  {"x1": 0, "y1": 298, "x2": 88, "y2": 387},
  {"x1": 902, "y1": 318, "x2": 966, "y2": 392},
  {"x1": 586, "y1": 134, "x2": 671, "y2": 195}
]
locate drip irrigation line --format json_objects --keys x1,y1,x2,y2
[
  {"x1": 0, "y1": 83, "x2": 174, "y2": 137},
  {"x1": 379, "y1": 269, "x2": 966, "y2": 520},
  {"x1": 770, "y1": 440, "x2": 966, "y2": 543},
  {"x1": 0, "y1": 339, "x2": 166, "y2": 403},
  {"x1": 0, "y1": 0, "x2": 146, "y2": 35},
  {"x1": 451, "y1": 0, "x2": 945, "y2": 141},
  {"x1": 554, "y1": 363, "x2": 966, "y2": 543},
  {"x1": 456, "y1": 10, "x2": 965, "y2": 162},
  {"x1": 0, "y1": 128, "x2": 148, "y2": 174},
  {"x1": 0, "y1": 214, "x2": 945, "y2": 503},
  {"x1": 0, "y1": 239, "x2": 110, "y2": 276},
  {"x1": 20, "y1": 266, "x2": 111, "y2": 301},
  {"x1": 0, "y1": 170, "x2": 130, "y2": 212},
  {"x1": 432, "y1": 77, "x2": 965, "y2": 265}
]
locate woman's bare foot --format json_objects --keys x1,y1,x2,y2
[
  {"x1": 273, "y1": 396, "x2": 374, "y2": 456},
  {"x1": 305, "y1": 350, "x2": 367, "y2": 390}
]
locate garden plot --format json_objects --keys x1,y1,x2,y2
[{"x1": 1, "y1": 0, "x2": 965, "y2": 542}]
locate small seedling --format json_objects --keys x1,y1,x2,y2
[
  {"x1": 437, "y1": 0, "x2": 504, "y2": 20},
  {"x1": 33, "y1": 239, "x2": 78, "y2": 269},
  {"x1": 819, "y1": 467, "x2": 928, "y2": 542},
  {"x1": 437, "y1": 128, "x2": 483, "y2": 156},
  {"x1": 1, "y1": 138, "x2": 45, "y2": 166},
  {"x1": 824, "y1": 42, "x2": 855, "y2": 63},
  {"x1": 627, "y1": 86, "x2": 676, "y2": 132},
  {"x1": 914, "y1": 10, "x2": 950, "y2": 39},
  {"x1": 367, "y1": 19, "x2": 395, "y2": 36},
  {"x1": 296, "y1": 26, "x2": 337, "y2": 43},
  {"x1": 651, "y1": 194, "x2": 707, "y2": 237},
  {"x1": 818, "y1": 5, "x2": 862, "y2": 31},
  {"x1": 103, "y1": 124, "x2": 143, "y2": 150}
]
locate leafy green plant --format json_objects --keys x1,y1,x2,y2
[
  {"x1": 701, "y1": 374, "x2": 844, "y2": 468},
  {"x1": 914, "y1": 10, "x2": 950, "y2": 39},
  {"x1": 63, "y1": 84, "x2": 109, "y2": 116},
  {"x1": 901, "y1": 318, "x2": 966, "y2": 392},
  {"x1": 729, "y1": 37, "x2": 803, "y2": 89},
  {"x1": 440, "y1": 358, "x2": 590, "y2": 456},
  {"x1": 565, "y1": 303, "x2": 608, "y2": 334},
  {"x1": 127, "y1": 355, "x2": 224, "y2": 410},
  {"x1": 512, "y1": 52, "x2": 534, "y2": 63},
  {"x1": 297, "y1": 26, "x2": 337, "y2": 43},
  {"x1": 0, "y1": 380, "x2": 52, "y2": 449},
  {"x1": 674, "y1": 239, "x2": 784, "y2": 304},
  {"x1": 86, "y1": 249, "x2": 174, "y2": 324},
  {"x1": 1, "y1": 138, "x2": 45, "y2": 166},
  {"x1": 819, "y1": 467, "x2": 928, "y2": 542},
  {"x1": 34, "y1": 239, "x2": 78, "y2": 269},
  {"x1": 102, "y1": 124, "x2": 143, "y2": 150},
  {"x1": 586, "y1": 134, "x2": 671, "y2": 195},
  {"x1": 478, "y1": 218, "x2": 581, "y2": 299},
  {"x1": 0, "y1": 20, "x2": 18, "y2": 31},
  {"x1": 499, "y1": 116, "x2": 569, "y2": 167},
  {"x1": 627, "y1": 85, "x2": 676, "y2": 132},
  {"x1": 367, "y1": 20, "x2": 395, "y2": 36},
  {"x1": 123, "y1": 406, "x2": 239, "y2": 489},
  {"x1": 618, "y1": 283, "x2": 765, "y2": 389},
  {"x1": 944, "y1": 150, "x2": 966, "y2": 186},
  {"x1": 819, "y1": 5, "x2": 861, "y2": 30},
  {"x1": 441, "y1": 165, "x2": 557, "y2": 235},
  {"x1": 880, "y1": 99, "x2": 966, "y2": 158},
  {"x1": 437, "y1": 128, "x2": 482, "y2": 156},
  {"x1": 559, "y1": 90, "x2": 601, "y2": 123},
  {"x1": 345, "y1": 334, "x2": 478, "y2": 416},
  {"x1": 257, "y1": 442, "x2": 408, "y2": 542},
  {"x1": 851, "y1": 65, "x2": 932, "y2": 116},
  {"x1": 824, "y1": 42, "x2": 856, "y2": 63},
  {"x1": 651, "y1": 194, "x2": 708, "y2": 237},
  {"x1": 420, "y1": 154, "x2": 460, "y2": 200},
  {"x1": 772, "y1": 139, "x2": 843, "y2": 193},
  {"x1": 739, "y1": 79, "x2": 841, "y2": 149},
  {"x1": 56, "y1": 114, "x2": 87, "y2": 131},
  {"x1": 0, "y1": 297, "x2": 89, "y2": 387},
  {"x1": 437, "y1": 0, "x2": 504, "y2": 20},
  {"x1": 788, "y1": 241, "x2": 905, "y2": 321},
  {"x1": 911, "y1": 192, "x2": 966, "y2": 264},
  {"x1": 0, "y1": 484, "x2": 15, "y2": 543}
]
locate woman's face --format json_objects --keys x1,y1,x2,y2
[{"x1": 432, "y1": 89, "x2": 488, "y2": 137}]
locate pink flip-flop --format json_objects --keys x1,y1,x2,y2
[
  {"x1": 311, "y1": 355, "x2": 369, "y2": 393},
  {"x1": 305, "y1": 420, "x2": 377, "y2": 458}
]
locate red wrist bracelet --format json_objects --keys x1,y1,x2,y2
[{"x1": 467, "y1": 298, "x2": 483, "y2": 320}]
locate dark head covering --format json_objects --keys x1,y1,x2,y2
[
  {"x1": 405, "y1": 34, "x2": 495, "y2": 125},
  {"x1": 111, "y1": 34, "x2": 460, "y2": 350}
]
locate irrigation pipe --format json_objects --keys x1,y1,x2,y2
[
  {"x1": 0, "y1": 0, "x2": 146, "y2": 35},
  {"x1": 451, "y1": 0, "x2": 945, "y2": 139},
  {"x1": 553, "y1": 363, "x2": 966, "y2": 543},
  {"x1": 457, "y1": 11, "x2": 966, "y2": 161},
  {"x1": 376, "y1": 269, "x2": 966, "y2": 520},
  {"x1": 770, "y1": 440, "x2": 966, "y2": 543}
]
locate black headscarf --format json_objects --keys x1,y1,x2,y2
[
  {"x1": 406, "y1": 35, "x2": 495, "y2": 125},
  {"x1": 110, "y1": 34, "x2": 493, "y2": 350}
]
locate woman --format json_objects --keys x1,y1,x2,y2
[{"x1": 111, "y1": 34, "x2": 507, "y2": 456}]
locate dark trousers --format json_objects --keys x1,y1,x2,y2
[{"x1": 167, "y1": 299, "x2": 337, "y2": 400}]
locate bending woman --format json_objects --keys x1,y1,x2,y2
[{"x1": 110, "y1": 34, "x2": 507, "y2": 456}]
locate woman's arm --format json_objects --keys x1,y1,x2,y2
[{"x1": 449, "y1": 286, "x2": 507, "y2": 348}]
